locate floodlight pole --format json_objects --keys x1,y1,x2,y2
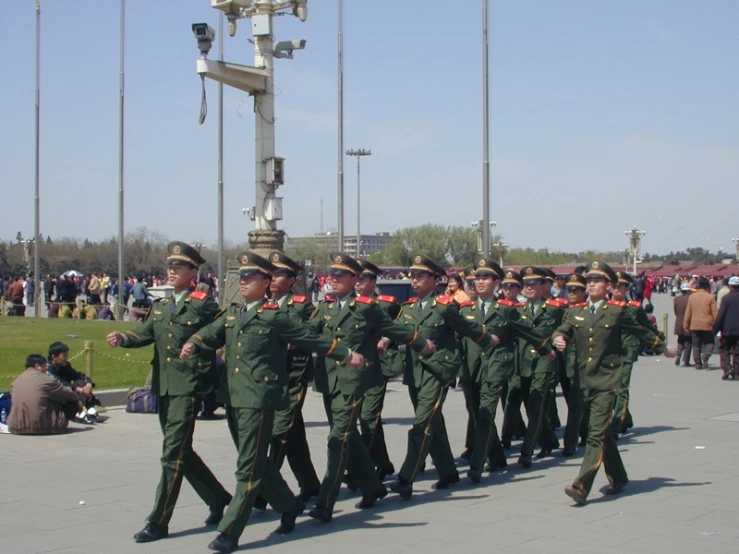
[
  {"x1": 33, "y1": 0, "x2": 41, "y2": 317},
  {"x1": 346, "y1": 148, "x2": 371, "y2": 258}
]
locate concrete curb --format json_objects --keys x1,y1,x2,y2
[{"x1": 96, "y1": 388, "x2": 131, "y2": 408}]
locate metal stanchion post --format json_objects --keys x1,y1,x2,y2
[
  {"x1": 84, "y1": 340, "x2": 94, "y2": 380},
  {"x1": 662, "y1": 313, "x2": 669, "y2": 340}
]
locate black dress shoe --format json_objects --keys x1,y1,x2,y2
[
  {"x1": 562, "y1": 448, "x2": 575, "y2": 457},
  {"x1": 501, "y1": 439, "x2": 511, "y2": 449},
  {"x1": 419, "y1": 462, "x2": 426, "y2": 474},
  {"x1": 460, "y1": 449, "x2": 472, "y2": 461},
  {"x1": 308, "y1": 506, "x2": 333, "y2": 522},
  {"x1": 208, "y1": 532, "x2": 238, "y2": 553},
  {"x1": 133, "y1": 523, "x2": 168, "y2": 543},
  {"x1": 722, "y1": 372, "x2": 732, "y2": 381},
  {"x1": 298, "y1": 489, "x2": 319, "y2": 503},
  {"x1": 564, "y1": 484, "x2": 587, "y2": 505},
  {"x1": 535, "y1": 447, "x2": 552, "y2": 459},
  {"x1": 275, "y1": 498, "x2": 305, "y2": 534},
  {"x1": 467, "y1": 468, "x2": 482, "y2": 483},
  {"x1": 578, "y1": 437, "x2": 587, "y2": 447},
  {"x1": 517, "y1": 455, "x2": 532, "y2": 468},
  {"x1": 355, "y1": 486, "x2": 388, "y2": 509},
  {"x1": 390, "y1": 478, "x2": 413, "y2": 500},
  {"x1": 377, "y1": 463, "x2": 395, "y2": 481},
  {"x1": 342, "y1": 472, "x2": 359, "y2": 492},
  {"x1": 606, "y1": 479, "x2": 628, "y2": 495},
  {"x1": 205, "y1": 493, "x2": 233, "y2": 526},
  {"x1": 253, "y1": 495, "x2": 268, "y2": 511},
  {"x1": 433, "y1": 473, "x2": 460, "y2": 490}
]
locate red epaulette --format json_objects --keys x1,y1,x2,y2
[
  {"x1": 514, "y1": 302, "x2": 525, "y2": 308},
  {"x1": 189, "y1": 291, "x2": 208, "y2": 301},
  {"x1": 262, "y1": 302, "x2": 279, "y2": 310},
  {"x1": 435, "y1": 295, "x2": 453, "y2": 306},
  {"x1": 403, "y1": 297, "x2": 419, "y2": 306},
  {"x1": 628, "y1": 300, "x2": 642, "y2": 308},
  {"x1": 459, "y1": 300, "x2": 475, "y2": 308},
  {"x1": 377, "y1": 294, "x2": 396, "y2": 303},
  {"x1": 324, "y1": 295, "x2": 336, "y2": 303},
  {"x1": 292, "y1": 295, "x2": 307, "y2": 303},
  {"x1": 607, "y1": 300, "x2": 626, "y2": 308},
  {"x1": 355, "y1": 296, "x2": 374, "y2": 305},
  {"x1": 545, "y1": 299, "x2": 560, "y2": 308},
  {"x1": 556, "y1": 298, "x2": 570, "y2": 307},
  {"x1": 498, "y1": 299, "x2": 515, "y2": 307},
  {"x1": 570, "y1": 302, "x2": 587, "y2": 308}
]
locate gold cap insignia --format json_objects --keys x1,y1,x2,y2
[
  {"x1": 592, "y1": 261, "x2": 599, "y2": 268},
  {"x1": 414, "y1": 255, "x2": 422, "y2": 264},
  {"x1": 479, "y1": 259, "x2": 486, "y2": 267},
  {"x1": 525, "y1": 267, "x2": 533, "y2": 275},
  {"x1": 241, "y1": 255, "x2": 249, "y2": 264},
  {"x1": 569, "y1": 275, "x2": 577, "y2": 282},
  {"x1": 272, "y1": 253, "x2": 280, "y2": 262},
  {"x1": 172, "y1": 245, "x2": 181, "y2": 255},
  {"x1": 334, "y1": 255, "x2": 342, "y2": 263},
  {"x1": 506, "y1": 271, "x2": 512, "y2": 278}
]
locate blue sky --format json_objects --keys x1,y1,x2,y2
[{"x1": 2, "y1": 0, "x2": 737, "y2": 255}]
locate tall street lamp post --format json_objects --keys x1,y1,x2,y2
[{"x1": 346, "y1": 148, "x2": 371, "y2": 258}]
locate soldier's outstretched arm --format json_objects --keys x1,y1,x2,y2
[
  {"x1": 272, "y1": 310, "x2": 350, "y2": 362},
  {"x1": 363, "y1": 301, "x2": 426, "y2": 352},
  {"x1": 618, "y1": 308, "x2": 669, "y2": 355},
  {"x1": 188, "y1": 316, "x2": 227, "y2": 352},
  {"x1": 508, "y1": 309, "x2": 553, "y2": 356},
  {"x1": 437, "y1": 300, "x2": 493, "y2": 348},
  {"x1": 109, "y1": 313, "x2": 156, "y2": 348}
]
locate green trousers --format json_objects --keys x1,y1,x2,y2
[
  {"x1": 562, "y1": 376, "x2": 582, "y2": 452},
  {"x1": 461, "y1": 381, "x2": 479, "y2": 453},
  {"x1": 269, "y1": 380, "x2": 321, "y2": 495},
  {"x1": 359, "y1": 380, "x2": 393, "y2": 471},
  {"x1": 469, "y1": 379, "x2": 507, "y2": 472},
  {"x1": 504, "y1": 372, "x2": 557, "y2": 457},
  {"x1": 573, "y1": 389, "x2": 628, "y2": 496},
  {"x1": 219, "y1": 407, "x2": 297, "y2": 540},
  {"x1": 500, "y1": 375, "x2": 528, "y2": 444},
  {"x1": 610, "y1": 360, "x2": 635, "y2": 436},
  {"x1": 398, "y1": 371, "x2": 458, "y2": 483},
  {"x1": 316, "y1": 389, "x2": 382, "y2": 510},
  {"x1": 148, "y1": 395, "x2": 229, "y2": 526}
]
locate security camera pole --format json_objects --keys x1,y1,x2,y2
[
  {"x1": 624, "y1": 227, "x2": 645, "y2": 275},
  {"x1": 346, "y1": 148, "x2": 371, "y2": 258},
  {"x1": 198, "y1": 0, "x2": 308, "y2": 254}
]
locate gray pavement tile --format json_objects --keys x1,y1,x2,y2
[{"x1": 619, "y1": 535, "x2": 739, "y2": 554}]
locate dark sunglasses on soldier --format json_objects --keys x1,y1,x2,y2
[
  {"x1": 409, "y1": 270, "x2": 432, "y2": 279},
  {"x1": 328, "y1": 269, "x2": 353, "y2": 278},
  {"x1": 501, "y1": 283, "x2": 520, "y2": 289},
  {"x1": 566, "y1": 286, "x2": 584, "y2": 293}
]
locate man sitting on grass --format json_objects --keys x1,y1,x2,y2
[
  {"x1": 46, "y1": 341, "x2": 105, "y2": 422},
  {"x1": 9, "y1": 354, "x2": 85, "y2": 435}
]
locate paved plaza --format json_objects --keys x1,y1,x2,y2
[{"x1": 3, "y1": 294, "x2": 739, "y2": 554}]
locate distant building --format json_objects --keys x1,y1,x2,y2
[{"x1": 287, "y1": 231, "x2": 394, "y2": 256}]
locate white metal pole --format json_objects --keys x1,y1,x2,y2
[
  {"x1": 338, "y1": 0, "x2": 345, "y2": 251},
  {"x1": 356, "y1": 155, "x2": 360, "y2": 257},
  {"x1": 481, "y1": 0, "x2": 491, "y2": 255},
  {"x1": 34, "y1": 0, "x2": 41, "y2": 317},
  {"x1": 117, "y1": 0, "x2": 125, "y2": 320},
  {"x1": 217, "y1": 12, "x2": 224, "y2": 303}
]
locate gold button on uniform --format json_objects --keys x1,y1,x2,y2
[
  {"x1": 168, "y1": 333, "x2": 173, "y2": 338},
  {"x1": 237, "y1": 342, "x2": 242, "y2": 347},
  {"x1": 263, "y1": 376, "x2": 270, "y2": 382},
  {"x1": 166, "y1": 357, "x2": 171, "y2": 362},
  {"x1": 235, "y1": 355, "x2": 240, "y2": 360},
  {"x1": 234, "y1": 368, "x2": 240, "y2": 373}
]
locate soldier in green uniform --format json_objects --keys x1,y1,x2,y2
[
  {"x1": 306, "y1": 253, "x2": 433, "y2": 522},
  {"x1": 105, "y1": 242, "x2": 232, "y2": 544},
  {"x1": 609, "y1": 271, "x2": 665, "y2": 439},
  {"x1": 390, "y1": 254, "x2": 497, "y2": 500},
  {"x1": 355, "y1": 259, "x2": 403, "y2": 480},
  {"x1": 553, "y1": 261, "x2": 675, "y2": 505},
  {"x1": 561, "y1": 273, "x2": 588, "y2": 456},
  {"x1": 503, "y1": 266, "x2": 562, "y2": 468},
  {"x1": 265, "y1": 251, "x2": 322, "y2": 500},
  {"x1": 543, "y1": 268, "x2": 568, "y2": 431},
  {"x1": 182, "y1": 251, "x2": 360, "y2": 552},
  {"x1": 460, "y1": 264, "x2": 479, "y2": 461},
  {"x1": 460, "y1": 257, "x2": 554, "y2": 483}
]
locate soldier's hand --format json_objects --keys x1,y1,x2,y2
[
  {"x1": 180, "y1": 342, "x2": 197, "y2": 360},
  {"x1": 377, "y1": 338, "x2": 390, "y2": 356},
  {"x1": 490, "y1": 334, "x2": 500, "y2": 348},
  {"x1": 347, "y1": 352, "x2": 365, "y2": 368},
  {"x1": 664, "y1": 346, "x2": 677, "y2": 358},
  {"x1": 106, "y1": 331, "x2": 123, "y2": 347},
  {"x1": 421, "y1": 340, "x2": 436, "y2": 356},
  {"x1": 546, "y1": 350, "x2": 557, "y2": 360},
  {"x1": 552, "y1": 335, "x2": 567, "y2": 352}
]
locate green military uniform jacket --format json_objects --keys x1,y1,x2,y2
[
  {"x1": 561, "y1": 302, "x2": 588, "y2": 379},
  {"x1": 279, "y1": 293, "x2": 316, "y2": 386},
  {"x1": 460, "y1": 298, "x2": 553, "y2": 385},
  {"x1": 622, "y1": 300, "x2": 665, "y2": 363},
  {"x1": 121, "y1": 291, "x2": 219, "y2": 397},
  {"x1": 554, "y1": 299, "x2": 666, "y2": 391},
  {"x1": 515, "y1": 298, "x2": 562, "y2": 377},
  {"x1": 401, "y1": 293, "x2": 493, "y2": 386},
  {"x1": 374, "y1": 294, "x2": 404, "y2": 379},
  {"x1": 308, "y1": 293, "x2": 424, "y2": 397},
  {"x1": 190, "y1": 298, "x2": 350, "y2": 410}
]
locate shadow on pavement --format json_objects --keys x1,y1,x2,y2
[{"x1": 592, "y1": 476, "x2": 711, "y2": 502}]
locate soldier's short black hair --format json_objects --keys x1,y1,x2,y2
[
  {"x1": 48, "y1": 341, "x2": 70, "y2": 358},
  {"x1": 26, "y1": 354, "x2": 47, "y2": 368}
]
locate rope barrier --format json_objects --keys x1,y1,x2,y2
[{"x1": 94, "y1": 350, "x2": 152, "y2": 365}]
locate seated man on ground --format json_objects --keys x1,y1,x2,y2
[
  {"x1": 47, "y1": 341, "x2": 104, "y2": 421},
  {"x1": 9, "y1": 354, "x2": 85, "y2": 435}
]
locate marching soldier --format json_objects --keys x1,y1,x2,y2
[
  {"x1": 105, "y1": 242, "x2": 232, "y2": 544},
  {"x1": 460, "y1": 257, "x2": 555, "y2": 483},
  {"x1": 306, "y1": 253, "x2": 433, "y2": 522},
  {"x1": 355, "y1": 259, "x2": 403, "y2": 480},
  {"x1": 609, "y1": 271, "x2": 665, "y2": 439},
  {"x1": 390, "y1": 254, "x2": 497, "y2": 500},
  {"x1": 553, "y1": 261, "x2": 675, "y2": 505},
  {"x1": 265, "y1": 251, "x2": 322, "y2": 501},
  {"x1": 560, "y1": 273, "x2": 588, "y2": 456},
  {"x1": 182, "y1": 251, "x2": 361, "y2": 552},
  {"x1": 504, "y1": 266, "x2": 562, "y2": 468}
]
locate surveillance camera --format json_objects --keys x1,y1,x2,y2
[
  {"x1": 293, "y1": 0, "x2": 308, "y2": 22},
  {"x1": 274, "y1": 39, "x2": 306, "y2": 52},
  {"x1": 192, "y1": 23, "x2": 215, "y2": 41}
]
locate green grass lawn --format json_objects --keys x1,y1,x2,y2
[{"x1": 0, "y1": 317, "x2": 154, "y2": 391}]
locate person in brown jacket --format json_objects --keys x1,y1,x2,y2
[
  {"x1": 684, "y1": 277, "x2": 718, "y2": 369},
  {"x1": 8, "y1": 276, "x2": 25, "y2": 316},
  {"x1": 9, "y1": 354, "x2": 84, "y2": 434},
  {"x1": 673, "y1": 283, "x2": 693, "y2": 367}
]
